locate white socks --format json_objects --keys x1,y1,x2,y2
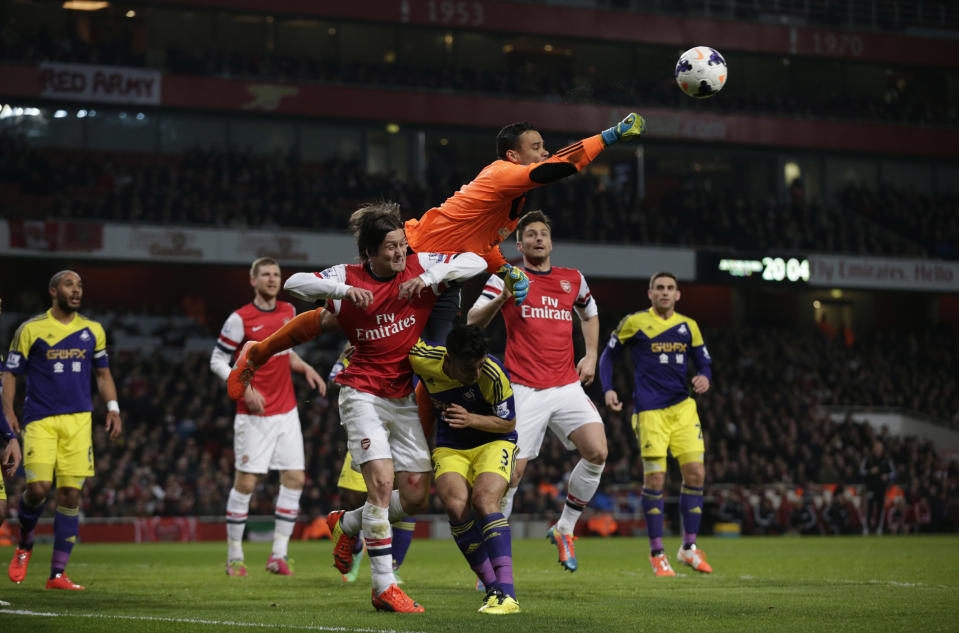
[
  {"x1": 272, "y1": 485, "x2": 301, "y2": 558},
  {"x1": 556, "y1": 459, "x2": 605, "y2": 534},
  {"x1": 362, "y1": 503, "x2": 394, "y2": 594},
  {"x1": 226, "y1": 488, "x2": 252, "y2": 561},
  {"x1": 341, "y1": 505, "x2": 363, "y2": 535}
]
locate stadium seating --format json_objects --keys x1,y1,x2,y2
[{"x1": 3, "y1": 133, "x2": 955, "y2": 259}]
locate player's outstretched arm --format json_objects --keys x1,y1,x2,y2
[
  {"x1": 95, "y1": 366, "x2": 122, "y2": 439},
  {"x1": 500, "y1": 113, "x2": 647, "y2": 192}
]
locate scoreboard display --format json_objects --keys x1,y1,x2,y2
[{"x1": 699, "y1": 253, "x2": 811, "y2": 284}]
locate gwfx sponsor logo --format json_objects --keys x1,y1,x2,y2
[
  {"x1": 650, "y1": 342, "x2": 687, "y2": 353},
  {"x1": 46, "y1": 348, "x2": 88, "y2": 360}
]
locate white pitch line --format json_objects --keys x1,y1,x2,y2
[{"x1": 0, "y1": 609, "x2": 426, "y2": 633}]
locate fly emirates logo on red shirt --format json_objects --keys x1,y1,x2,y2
[
  {"x1": 521, "y1": 295, "x2": 572, "y2": 322},
  {"x1": 356, "y1": 312, "x2": 418, "y2": 342}
]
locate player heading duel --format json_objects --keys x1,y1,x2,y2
[
  {"x1": 224, "y1": 113, "x2": 648, "y2": 369},
  {"x1": 407, "y1": 113, "x2": 647, "y2": 342}
]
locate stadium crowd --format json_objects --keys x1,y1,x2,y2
[
  {"x1": 2, "y1": 132, "x2": 955, "y2": 260},
  {"x1": 2, "y1": 309, "x2": 955, "y2": 535},
  {"x1": 1, "y1": 14, "x2": 956, "y2": 128}
]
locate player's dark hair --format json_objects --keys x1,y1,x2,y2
[
  {"x1": 516, "y1": 210, "x2": 552, "y2": 241},
  {"x1": 348, "y1": 201, "x2": 403, "y2": 262},
  {"x1": 649, "y1": 271, "x2": 679, "y2": 289},
  {"x1": 250, "y1": 257, "x2": 279, "y2": 277},
  {"x1": 49, "y1": 270, "x2": 78, "y2": 289},
  {"x1": 445, "y1": 324, "x2": 489, "y2": 365},
  {"x1": 496, "y1": 122, "x2": 536, "y2": 159}
]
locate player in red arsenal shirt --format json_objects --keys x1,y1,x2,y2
[
  {"x1": 210, "y1": 257, "x2": 325, "y2": 577},
  {"x1": 276, "y1": 202, "x2": 485, "y2": 612},
  {"x1": 468, "y1": 210, "x2": 607, "y2": 574}
]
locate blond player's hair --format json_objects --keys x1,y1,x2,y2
[{"x1": 250, "y1": 257, "x2": 280, "y2": 277}]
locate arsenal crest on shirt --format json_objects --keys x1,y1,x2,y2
[{"x1": 560, "y1": 280, "x2": 572, "y2": 293}]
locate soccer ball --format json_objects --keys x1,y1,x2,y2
[{"x1": 675, "y1": 46, "x2": 727, "y2": 99}]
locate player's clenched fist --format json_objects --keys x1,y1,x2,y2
[{"x1": 601, "y1": 113, "x2": 646, "y2": 145}]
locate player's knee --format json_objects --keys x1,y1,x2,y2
[
  {"x1": 582, "y1": 444, "x2": 608, "y2": 464},
  {"x1": 280, "y1": 470, "x2": 305, "y2": 490},
  {"x1": 643, "y1": 471, "x2": 666, "y2": 490},
  {"x1": 56, "y1": 486, "x2": 81, "y2": 508},
  {"x1": 470, "y1": 489, "x2": 502, "y2": 516},
  {"x1": 572, "y1": 422, "x2": 606, "y2": 454},
  {"x1": 442, "y1": 497, "x2": 471, "y2": 523},
  {"x1": 26, "y1": 481, "x2": 51, "y2": 503},
  {"x1": 402, "y1": 493, "x2": 429, "y2": 515},
  {"x1": 366, "y1": 478, "x2": 394, "y2": 503},
  {"x1": 681, "y1": 469, "x2": 705, "y2": 488},
  {"x1": 233, "y1": 477, "x2": 257, "y2": 495}
]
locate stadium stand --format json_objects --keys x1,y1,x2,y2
[
  {"x1": 2, "y1": 132, "x2": 956, "y2": 259},
  {"x1": 2, "y1": 14, "x2": 957, "y2": 127}
]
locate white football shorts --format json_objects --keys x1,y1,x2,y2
[
  {"x1": 338, "y1": 385, "x2": 431, "y2": 473},
  {"x1": 234, "y1": 407, "x2": 304, "y2": 473},
  {"x1": 513, "y1": 381, "x2": 603, "y2": 460}
]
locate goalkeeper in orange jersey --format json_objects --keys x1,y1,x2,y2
[
  {"x1": 408, "y1": 113, "x2": 646, "y2": 342},
  {"x1": 228, "y1": 114, "x2": 647, "y2": 394}
]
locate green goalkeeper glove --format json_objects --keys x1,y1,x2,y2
[
  {"x1": 601, "y1": 113, "x2": 646, "y2": 145},
  {"x1": 496, "y1": 264, "x2": 530, "y2": 306}
]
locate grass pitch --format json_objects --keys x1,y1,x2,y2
[{"x1": 1, "y1": 535, "x2": 957, "y2": 633}]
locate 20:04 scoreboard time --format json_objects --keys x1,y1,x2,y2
[{"x1": 699, "y1": 253, "x2": 811, "y2": 284}]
